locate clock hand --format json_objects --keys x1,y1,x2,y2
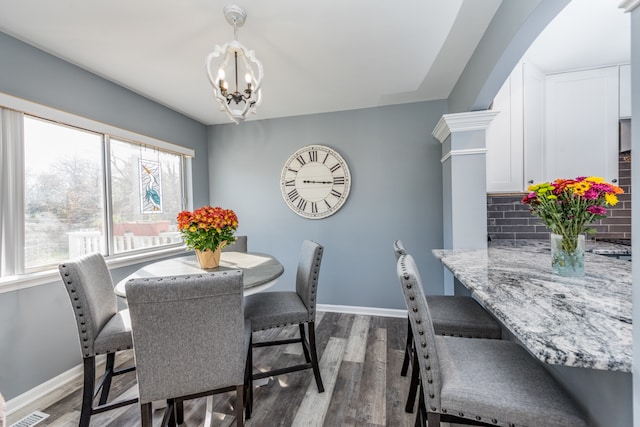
[{"x1": 303, "y1": 180, "x2": 333, "y2": 184}]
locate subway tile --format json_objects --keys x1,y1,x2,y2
[
  {"x1": 514, "y1": 233, "x2": 548, "y2": 240},
  {"x1": 487, "y1": 211, "x2": 505, "y2": 219}
]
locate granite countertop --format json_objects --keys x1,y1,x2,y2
[{"x1": 433, "y1": 241, "x2": 632, "y2": 372}]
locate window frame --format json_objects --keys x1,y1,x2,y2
[{"x1": 0, "y1": 93, "x2": 194, "y2": 293}]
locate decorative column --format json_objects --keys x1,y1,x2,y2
[
  {"x1": 432, "y1": 111, "x2": 497, "y2": 294},
  {"x1": 619, "y1": 0, "x2": 639, "y2": 424}
]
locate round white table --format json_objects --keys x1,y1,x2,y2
[{"x1": 114, "y1": 251, "x2": 284, "y2": 297}]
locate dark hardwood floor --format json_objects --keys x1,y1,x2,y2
[{"x1": 33, "y1": 312, "x2": 419, "y2": 426}]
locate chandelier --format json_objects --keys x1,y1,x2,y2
[{"x1": 206, "y1": 5, "x2": 264, "y2": 124}]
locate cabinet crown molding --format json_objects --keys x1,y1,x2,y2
[
  {"x1": 619, "y1": 0, "x2": 640, "y2": 12},
  {"x1": 432, "y1": 111, "x2": 499, "y2": 143}
]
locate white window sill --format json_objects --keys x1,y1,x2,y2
[{"x1": 0, "y1": 245, "x2": 191, "y2": 295}]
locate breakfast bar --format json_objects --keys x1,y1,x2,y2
[{"x1": 433, "y1": 241, "x2": 632, "y2": 426}]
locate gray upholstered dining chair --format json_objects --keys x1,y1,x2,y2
[
  {"x1": 58, "y1": 253, "x2": 138, "y2": 427},
  {"x1": 243, "y1": 240, "x2": 325, "y2": 392},
  {"x1": 125, "y1": 270, "x2": 251, "y2": 427},
  {"x1": 393, "y1": 240, "x2": 501, "y2": 412},
  {"x1": 397, "y1": 253, "x2": 588, "y2": 427},
  {"x1": 222, "y1": 235, "x2": 248, "y2": 252}
]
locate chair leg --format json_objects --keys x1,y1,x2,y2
[
  {"x1": 307, "y1": 322, "x2": 324, "y2": 393},
  {"x1": 99, "y1": 352, "x2": 115, "y2": 405},
  {"x1": 405, "y1": 347, "x2": 419, "y2": 413},
  {"x1": 161, "y1": 399, "x2": 176, "y2": 427},
  {"x1": 140, "y1": 402, "x2": 153, "y2": 427},
  {"x1": 175, "y1": 398, "x2": 184, "y2": 425},
  {"x1": 415, "y1": 384, "x2": 428, "y2": 427},
  {"x1": 235, "y1": 385, "x2": 244, "y2": 427},
  {"x1": 79, "y1": 357, "x2": 96, "y2": 427},
  {"x1": 245, "y1": 335, "x2": 253, "y2": 420},
  {"x1": 299, "y1": 323, "x2": 312, "y2": 363},
  {"x1": 401, "y1": 317, "x2": 413, "y2": 376},
  {"x1": 426, "y1": 412, "x2": 440, "y2": 427}
]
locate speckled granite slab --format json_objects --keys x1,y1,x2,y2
[{"x1": 433, "y1": 244, "x2": 632, "y2": 372}]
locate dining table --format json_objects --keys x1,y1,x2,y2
[{"x1": 114, "y1": 251, "x2": 284, "y2": 297}]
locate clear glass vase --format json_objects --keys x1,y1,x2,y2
[{"x1": 550, "y1": 233, "x2": 585, "y2": 277}]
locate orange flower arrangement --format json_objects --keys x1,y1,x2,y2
[{"x1": 177, "y1": 205, "x2": 238, "y2": 252}]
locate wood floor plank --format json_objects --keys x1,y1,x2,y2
[
  {"x1": 290, "y1": 337, "x2": 346, "y2": 426},
  {"x1": 245, "y1": 353, "x2": 315, "y2": 426},
  {"x1": 322, "y1": 360, "x2": 363, "y2": 427},
  {"x1": 361, "y1": 328, "x2": 388, "y2": 425},
  {"x1": 343, "y1": 315, "x2": 370, "y2": 363},
  {"x1": 386, "y1": 349, "x2": 416, "y2": 427}
]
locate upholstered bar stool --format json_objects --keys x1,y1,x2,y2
[
  {"x1": 397, "y1": 254, "x2": 588, "y2": 427},
  {"x1": 393, "y1": 240, "x2": 501, "y2": 412},
  {"x1": 126, "y1": 270, "x2": 251, "y2": 427},
  {"x1": 223, "y1": 235, "x2": 248, "y2": 253},
  {"x1": 244, "y1": 240, "x2": 325, "y2": 392},
  {"x1": 58, "y1": 253, "x2": 138, "y2": 427}
]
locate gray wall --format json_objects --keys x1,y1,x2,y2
[
  {"x1": 208, "y1": 102, "x2": 447, "y2": 309},
  {"x1": 0, "y1": 32, "x2": 208, "y2": 400}
]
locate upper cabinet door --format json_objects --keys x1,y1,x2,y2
[
  {"x1": 543, "y1": 66, "x2": 619, "y2": 184},
  {"x1": 619, "y1": 64, "x2": 631, "y2": 118},
  {"x1": 486, "y1": 63, "x2": 524, "y2": 193}
]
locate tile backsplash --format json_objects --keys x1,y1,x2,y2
[{"x1": 487, "y1": 152, "x2": 631, "y2": 241}]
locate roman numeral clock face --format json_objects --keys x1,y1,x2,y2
[{"x1": 280, "y1": 145, "x2": 351, "y2": 219}]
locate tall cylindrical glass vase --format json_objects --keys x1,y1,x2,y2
[{"x1": 550, "y1": 233, "x2": 585, "y2": 277}]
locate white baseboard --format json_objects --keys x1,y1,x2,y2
[
  {"x1": 318, "y1": 304, "x2": 406, "y2": 318},
  {"x1": 5, "y1": 355, "x2": 106, "y2": 424}
]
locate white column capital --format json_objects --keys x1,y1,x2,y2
[
  {"x1": 432, "y1": 110, "x2": 499, "y2": 143},
  {"x1": 619, "y1": 0, "x2": 640, "y2": 12}
]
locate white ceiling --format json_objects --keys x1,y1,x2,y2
[
  {"x1": 523, "y1": 0, "x2": 630, "y2": 73},
  {"x1": 0, "y1": 0, "x2": 630, "y2": 126}
]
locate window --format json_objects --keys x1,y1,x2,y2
[
  {"x1": 109, "y1": 138, "x2": 184, "y2": 255},
  {"x1": 1, "y1": 103, "x2": 192, "y2": 278},
  {"x1": 24, "y1": 117, "x2": 105, "y2": 269}
]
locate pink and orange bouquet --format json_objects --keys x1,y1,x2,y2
[
  {"x1": 177, "y1": 205, "x2": 238, "y2": 252},
  {"x1": 522, "y1": 176, "x2": 623, "y2": 251}
]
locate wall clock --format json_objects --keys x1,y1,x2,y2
[{"x1": 280, "y1": 145, "x2": 351, "y2": 219}]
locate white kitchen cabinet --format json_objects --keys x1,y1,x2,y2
[
  {"x1": 543, "y1": 66, "x2": 619, "y2": 184},
  {"x1": 619, "y1": 64, "x2": 631, "y2": 118},
  {"x1": 486, "y1": 63, "x2": 524, "y2": 192},
  {"x1": 486, "y1": 62, "x2": 543, "y2": 192},
  {"x1": 522, "y1": 62, "x2": 545, "y2": 188},
  {"x1": 487, "y1": 64, "x2": 621, "y2": 193}
]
